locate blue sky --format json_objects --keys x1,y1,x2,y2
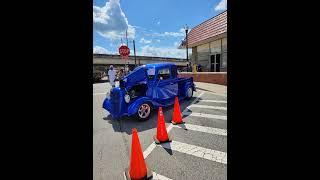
[{"x1": 93, "y1": 0, "x2": 227, "y2": 58}]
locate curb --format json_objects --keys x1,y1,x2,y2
[
  {"x1": 196, "y1": 86, "x2": 219, "y2": 93},
  {"x1": 195, "y1": 87, "x2": 227, "y2": 97}
]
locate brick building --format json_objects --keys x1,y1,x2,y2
[{"x1": 180, "y1": 10, "x2": 227, "y2": 72}]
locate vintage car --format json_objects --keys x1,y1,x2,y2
[{"x1": 102, "y1": 63, "x2": 196, "y2": 120}]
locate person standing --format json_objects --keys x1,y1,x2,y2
[
  {"x1": 116, "y1": 68, "x2": 124, "y2": 81},
  {"x1": 108, "y1": 65, "x2": 116, "y2": 87}
]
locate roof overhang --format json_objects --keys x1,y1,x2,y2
[
  {"x1": 189, "y1": 32, "x2": 227, "y2": 48},
  {"x1": 178, "y1": 32, "x2": 227, "y2": 49}
]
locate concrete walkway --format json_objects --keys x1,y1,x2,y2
[{"x1": 194, "y1": 82, "x2": 227, "y2": 96}]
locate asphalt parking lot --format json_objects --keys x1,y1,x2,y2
[{"x1": 93, "y1": 82, "x2": 227, "y2": 180}]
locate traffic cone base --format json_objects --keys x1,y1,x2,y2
[
  {"x1": 153, "y1": 133, "x2": 173, "y2": 144},
  {"x1": 124, "y1": 167, "x2": 153, "y2": 180}
]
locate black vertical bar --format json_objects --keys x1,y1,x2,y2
[
  {"x1": 186, "y1": 28, "x2": 189, "y2": 72},
  {"x1": 133, "y1": 40, "x2": 137, "y2": 67},
  {"x1": 126, "y1": 29, "x2": 128, "y2": 46}
]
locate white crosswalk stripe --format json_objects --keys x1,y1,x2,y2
[
  {"x1": 187, "y1": 104, "x2": 227, "y2": 110},
  {"x1": 197, "y1": 100, "x2": 227, "y2": 103},
  {"x1": 183, "y1": 111, "x2": 227, "y2": 121},
  {"x1": 173, "y1": 124, "x2": 227, "y2": 136},
  {"x1": 152, "y1": 172, "x2": 173, "y2": 180},
  {"x1": 158, "y1": 141, "x2": 227, "y2": 164}
]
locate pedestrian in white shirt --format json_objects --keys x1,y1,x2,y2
[{"x1": 108, "y1": 65, "x2": 116, "y2": 87}]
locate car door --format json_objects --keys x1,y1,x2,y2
[{"x1": 153, "y1": 67, "x2": 178, "y2": 105}]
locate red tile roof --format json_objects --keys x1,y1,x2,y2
[{"x1": 186, "y1": 11, "x2": 227, "y2": 47}]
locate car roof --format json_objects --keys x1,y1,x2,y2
[{"x1": 144, "y1": 63, "x2": 176, "y2": 69}]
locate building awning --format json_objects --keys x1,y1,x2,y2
[{"x1": 179, "y1": 10, "x2": 227, "y2": 49}]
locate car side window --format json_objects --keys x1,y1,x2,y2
[{"x1": 157, "y1": 68, "x2": 171, "y2": 80}]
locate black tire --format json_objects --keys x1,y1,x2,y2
[
  {"x1": 185, "y1": 86, "x2": 193, "y2": 100},
  {"x1": 135, "y1": 103, "x2": 153, "y2": 121}
]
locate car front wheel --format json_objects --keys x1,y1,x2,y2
[{"x1": 136, "y1": 103, "x2": 152, "y2": 121}]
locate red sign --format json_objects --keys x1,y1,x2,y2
[{"x1": 119, "y1": 45, "x2": 130, "y2": 59}]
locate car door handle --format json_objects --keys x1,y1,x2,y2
[{"x1": 170, "y1": 83, "x2": 174, "y2": 85}]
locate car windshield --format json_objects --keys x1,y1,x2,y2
[
  {"x1": 124, "y1": 66, "x2": 144, "y2": 78},
  {"x1": 146, "y1": 67, "x2": 155, "y2": 80}
]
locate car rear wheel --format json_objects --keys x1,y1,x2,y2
[
  {"x1": 186, "y1": 87, "x2": 193, "y2": 100},
  {"x1": 136, "y1": 103, "x2": 152, "y2": 121}
]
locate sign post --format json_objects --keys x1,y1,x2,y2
[{"x1": 119, "y1": 45, "x2": 130, "y2": 74}]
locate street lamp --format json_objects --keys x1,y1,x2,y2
[{"x1": 184, "y1": 24, "x2": 190, "y2": 72}]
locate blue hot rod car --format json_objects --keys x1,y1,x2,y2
[{"x1": 103, "y1": 63, "x2": 195, "y2": 120}]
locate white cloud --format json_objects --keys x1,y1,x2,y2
[
  {"x1": 156, "y1": 39, "x2": 161, "y2": 43},
  {"x1": 93, "y1": 46, "x2": 111, "y2": 54},
  {"x1": 173, "y1": 42, "x2": 179, "y2": 47},
  {"x1": 157, "y1": 21, "x2": 160, "y2": 25},
  {"x1": 215, "y1": 0, "x2": 227, "y2": 11},
  {"x1": 149, "y1": 31, "x2": 184, "y2": 37},
  {"x1": 139, "y1": 38, "x2": 152, "y2": 44},
  {"x1": 164, "y1": 32, "x2": 184, "y2": 37},
  {"x1": 139, "y1": 45, "x2": 187, "y2": 58},
  {"x1": 93, "y1": 0, "x2": 135, "y2": 40}
]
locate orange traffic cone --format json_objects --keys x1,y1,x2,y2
[
  {"x1": 125, "y1": 128, "x2": 152, "y2": 180},
  {"x1": 153, "y1": 107, "x2": 173, "y2": 144},
  {"x1": 171, "y1": 96, "x2": 184, "y2": 125}
]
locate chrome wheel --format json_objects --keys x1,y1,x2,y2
[{"x1": 138, "y1": 104, "x2": 151, "y2": 119}]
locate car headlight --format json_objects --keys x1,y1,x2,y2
[{"x1": 124, "y1": 94, "x2": 130, "y2": 103}]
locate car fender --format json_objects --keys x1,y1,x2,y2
[
  {"x1": 102, "y1": 98, "x2": 111, "y2": 111},
  {"x1": 127, "y1": 97, "x2": 155, "y2": 116}
]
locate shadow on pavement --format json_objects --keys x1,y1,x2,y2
[
  {"x1": 93, "y1": 79, "x2": 109, "y2": 84},
  {"x1": 103, "y1": 96, "x2": 201, "y2": 135},
  {"x1": 160, "y1": 143, "x2": 173, "y2": 155},
  {"x1": 176, "y1": 123, "x2": 188, "y2": 131}
]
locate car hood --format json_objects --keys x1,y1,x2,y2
[{"x1": 122, "y1": 66, "x2": 148, "y2": 89}]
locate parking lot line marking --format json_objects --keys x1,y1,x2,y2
[
  {"x1": 187, "y1": 104, "x2": 227, "y2": 111},
  {"x1": 143, "y1": 143, "x2": 157, "y2": 159},
  {"x1": 158, "y1": 141, "x2": 227, "y2": 164},
  {"x1": 198, "y1": 100, "x2": 227, "y2": 103},
  {"x1": 152, "y1": 172, "x2": 173, "y2": 180},
  {"x1": 174, "y1": 124, "x2": 227, "y2": 136},
  {"x1": 183, "y1": 112, "x2": 227, "y2": 121},
  {"x1": 166, "y1": 123, "x2": 174, "y2": 132}
]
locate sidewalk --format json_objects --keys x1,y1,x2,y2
[{"x1": 194, "y1": 82, "x2": 227, "y2": 96}]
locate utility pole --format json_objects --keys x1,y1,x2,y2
[
  {"x1": 126, "y1": 29, "x2": 129, "y2": 46},
  {"x1": 184, "y1": 24, "x2": 190, "y2": 72},
  {"x1": 133, "y1": 40, "x2": 137, "y2": 67}
]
